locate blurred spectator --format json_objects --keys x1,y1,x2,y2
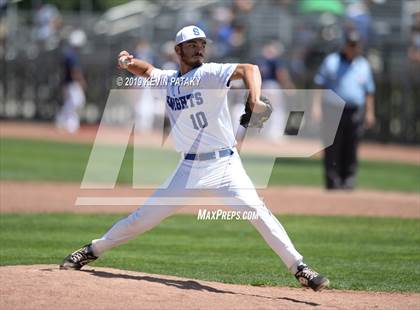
[
  {"x1": 233, "y1": 0, "x2": 254, "y2": 14},
  {"x1": 160, "y1": 40, "x2": 179, "y2": 134},
  {"x1": 289, "y1": 23, "x2": 317, "y2": 85},
  {"x1": 133, "y1": 39, "x2": 154, "y2": 64},
  {"x1": 211, "y1": 4, "x2": 250, "y2": 61},
  {"x1": 314, "y1": 31, "x2": 375, "y2": 190},
  {"x1": 55, "y1": 29, "x2": 87, "y2": 133},
  {"x1": 0, "y1": 0, "x2": 6, "y2": 16},
  {"x1": 32, "y1": 1, "x2": 62, "y2": 43},
  {"x1": 254, "y1": 40, "x2": 295, "y2": 90},
  {"x1": 226, "y1": 22, "x2": 248, "y2": 61},
  {"x1": 344, "y1": 0, "x2": 373, "y2": 46},
  {"x1": 271, "y1": 0, "x2": 293, "y2": 47},
  {"x1": 133, "y1": 39, "x2": 157, "y2": 133},
  {"x1": 294, "y1": 0, "x2": 345, "y2": 86},
  {"x1": 231, "y1": 0, "x2": 255, "y2": 59},
  {"x1": 247, "y1": 0, "x2": 292, "y2": 55},
  {"x1": 254, "y1": 40, "x2": 295, "y2": 140},
  {"x1": 403, "y1": 9, "x2": 420, "y2": 141},
  {"x1": 231, "y1": 0, "x2": 254, "y2": 34},
  {"x1": 407, "y1": 11, "x2": 420, "y2": 65},
  {"x1": 0, "y1": 0, "x2": 7, "y2": 46},
  {"x1": 161, "y1": 40, "x2": 178, "y2": 70},
  {"x1": 211, "y1": 6, "x2": 234, "y2": 59}
]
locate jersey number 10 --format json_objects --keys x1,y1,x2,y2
[{"x1": 190, "y1": 111, "x2": 208, "y2": 130}]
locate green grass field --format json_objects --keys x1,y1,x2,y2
[
  {"x1": 1, "y1": 214, "x2": 419, "y2": 292},
  {"x1": 1, "y1": 138, "x2": 418, "y2": 192}
]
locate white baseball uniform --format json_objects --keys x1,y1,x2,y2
[{"x1": 91, "y1": 63, "x2": 303, "y2": 271}]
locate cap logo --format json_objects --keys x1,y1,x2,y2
[{"x1": 175, "y1": 25, "x2": 208, "y2": 45}]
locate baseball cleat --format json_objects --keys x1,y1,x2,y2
[
  {"x1": 60, "y1": 244, "x2": 98, "y2": 270},
  {"x1": 295, "y1": 264, "x2": 330, "y2": 292}
]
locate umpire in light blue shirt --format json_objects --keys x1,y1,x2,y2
[{"x1": 314, "y1": 30, "x2": 376, "y2": 190}]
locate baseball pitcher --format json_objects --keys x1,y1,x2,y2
[{"x1": 60, "y1": 26, "x2": 329, "y2": 291}]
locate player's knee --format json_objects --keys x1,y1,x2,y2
[{"x1": 230, "y1": 196, "x2": 264, "y2": 210}]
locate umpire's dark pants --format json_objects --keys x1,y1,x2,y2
[{"x1": 324, "y1": 105, "x2": 364, "y2": 190}]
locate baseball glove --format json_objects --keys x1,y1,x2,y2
[{"x1": 240, "y1": 96, "x2": 273, "y2": 128}]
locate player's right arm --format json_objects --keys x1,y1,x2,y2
[{"x1": 118, "y1": 50, "x2": 155, "y2": 78}]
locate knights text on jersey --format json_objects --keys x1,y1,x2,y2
[{"x1": 151, "y1": 63, "x2": 238, "y2": 153}]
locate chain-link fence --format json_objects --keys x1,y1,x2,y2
[{"x1": 1, "y1": 1, "x2": 419, "y2": 144}]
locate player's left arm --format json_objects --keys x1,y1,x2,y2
[
  {"x1": 230, "y1": 64, "x2": 268, "y2": 113},
  {"x1": 364, "y1": 94, "x2": 375, "y2": 128},
  {"x1": 364, "y1": 62, "x2": 376, "y2": 128}
]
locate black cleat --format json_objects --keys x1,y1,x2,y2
[
  {"x1": 60, "y1": 244, "x2": 98, "y2": 270},
  {"x1": 295, "y1": 264, "x2": 330, "y2": 292}
]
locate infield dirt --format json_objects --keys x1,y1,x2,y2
[
  {"x1": 1, "y1": 181, "x2": 419, "y2": 218},
  {"x1": 1, "y1": 265, "x2": 419, "y2": 310}
]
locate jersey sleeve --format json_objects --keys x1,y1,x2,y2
[
  {"x1": 206, "y1": 63, "x2": 238, "y2": 89},
  {"x1": 364, "y1": 63, "x2": 375, "y2": 94}
]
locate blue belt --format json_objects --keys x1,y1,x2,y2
[{"x1": 184, "y1": 148, "x2": 234, "y2": 161}]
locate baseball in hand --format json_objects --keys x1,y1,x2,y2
[{"x1": 118, "y1": 56, "x2": 132, "y2": 69}]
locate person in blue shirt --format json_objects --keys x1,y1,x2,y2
[
  {"x1": 55, "y1": 30, "x2": 87, "y2": 133},
  {"x1": 314, "y1": 30, "x2": 375, "y2": 190}
]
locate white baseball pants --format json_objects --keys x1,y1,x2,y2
[{"x1": 91, "y1": 150, "x2": 303, "y2": 270}]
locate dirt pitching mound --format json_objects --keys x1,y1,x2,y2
[{"x1": 0, "y1": 265, "x2": 418, "y2": 310}]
